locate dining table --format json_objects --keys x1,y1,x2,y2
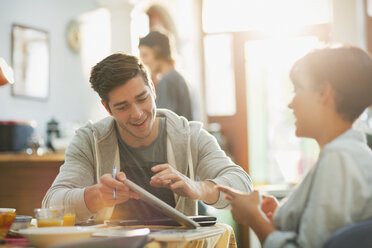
[{"x1": 1, "y1": 223, "x2": 237, "y2": 248}]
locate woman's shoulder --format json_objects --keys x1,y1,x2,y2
[
  {"x1": 322, "y1": 129, "x2": 371, "y2": 159},
  {"x1": 317, "y1": 131, "x2": 372, "y2": 179}
]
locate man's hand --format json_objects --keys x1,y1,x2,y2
[
  {"x1": 85, "y1": 172, "x2": 139, "y2": 213},
  {"x1": 150, "y1": 164, "x2": 219, "y2": 204},
  {"x1": 98, "y1": 172, "x2": 139, "y2": 206}
]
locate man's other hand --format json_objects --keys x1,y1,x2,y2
[{"x1": 150, "y1": 164, "x2": 219, "y2": 204}]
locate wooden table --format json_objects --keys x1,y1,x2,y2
[{"x1": 0, "y1": 153, "x2": 64, "y2": 216}]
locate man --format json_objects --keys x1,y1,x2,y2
[
  {"x1": 139, "y1": 30, "x2": 196, "y2": 120},
  {"x1": 42, "y1": 53, "x2": 252, "y2": 222}
]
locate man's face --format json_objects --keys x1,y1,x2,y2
[
  {"x1": 139, "y1": 45, "x2": 161, "y2": 74},
  {"x1": 106, "y1": 75, "x2": 158, "y2": 147}
]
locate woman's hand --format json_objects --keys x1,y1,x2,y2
[
  {"x1": 261, "y1": 195, "x2": 279, "y2": 223},
  {"x1": 216, "y1": 185, "x2": 262, "y2": 225},
  {"x1": 216, "y1": 185, "x2": 277, "y2": 245}
]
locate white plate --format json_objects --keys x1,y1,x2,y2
[{"x1": 18, "y1": 226, "x2": 95, "y2": 248}]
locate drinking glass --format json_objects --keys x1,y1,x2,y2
[
  {"x1": 34, "y1": 207, "x2": 63, "y2": 227},
  {"x1": 62, "y1": 205, "x2": 75, "y2": 226}
]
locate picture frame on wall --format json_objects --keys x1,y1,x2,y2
[{"x1": 11, "y1": 23, "x2": 50, "y2": 100}]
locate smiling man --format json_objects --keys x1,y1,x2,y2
[{"x1": 42, "y1": 53, "x2": 252, "y2": 222}]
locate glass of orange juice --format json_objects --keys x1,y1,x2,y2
[
  {"x1": 34, "y1": 207, "x2": 63, "y2": 227},
  {"x1": 62, "y1": 205, "x2": 75, "y2": 226},
  {"x1": 0, "y1": 208, "x2": 16, "y2": 240}
]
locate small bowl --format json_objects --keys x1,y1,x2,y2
[
  {"x1": 10, "y1": 215, "x2": 32, "y2": 232},
  {"x1": 0, "y1": 208, "x2": 16, "y2": 240}
]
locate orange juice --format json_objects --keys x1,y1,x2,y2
[
  {"x1": 63, "y1": 214, "x2": 76, "y2": 226},
  {"x1": 37, "y1": 220, "x2": 62, "y2": 227},
  {"x1": 0, "y1": 210, "x2": 16, "y2": 239}
]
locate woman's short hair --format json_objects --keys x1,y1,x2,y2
[{"x1": 290, "y1": 45, "x2": 372, "y2": 122}]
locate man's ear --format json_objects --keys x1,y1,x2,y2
[{"x1": 101, "y1": 100, "x2": 112, "y2": 116}]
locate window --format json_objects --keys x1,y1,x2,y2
[
  {"x1": 245, "y1": 37, "x2": 322, "y2": 184},
  {"x1": 204, "y1": 34, "x2": 236, "y2": 116},
  {"x1": 202, "y1": 0, "x2": 330, "y2": 186},
  {"x1": 202, "y1": 0, "x2": 329, "y2": 33}
]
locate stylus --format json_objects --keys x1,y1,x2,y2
[{"x1": 113, "y1": 165, "x2": 117, "y2": 200}]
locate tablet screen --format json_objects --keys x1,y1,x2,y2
[{"x1": 123, "y1": 178, "x2": 199, "y2": 229}]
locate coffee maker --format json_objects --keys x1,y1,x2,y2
[{"x1": 46, "y1": 118, "x2": 60, "y2": 152}]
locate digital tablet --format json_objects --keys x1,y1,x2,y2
[
  {"x1": 107, "y1": 215, "x2": 216, "y2": 227},
  {"x1": 123, "y1": 178, "x2": 200, "y2": 229}
]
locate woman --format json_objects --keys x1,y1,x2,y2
[{"x1": 217, "y1": 45, "x2": 372, "y2": 248}]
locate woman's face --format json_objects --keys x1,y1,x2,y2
[{"x1": 288, "y1": 72, "x2": 324, "y2": 138}]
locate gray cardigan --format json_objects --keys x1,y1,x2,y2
[{"x1": 42, "y1": 109, "x2": 252, "y2": 221}]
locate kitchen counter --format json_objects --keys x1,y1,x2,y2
[
  {"x1": 0, "y1": 152, "x2": 65, "y2": 162},
  {"x1": 0, "y1": 153, "x2": 65, "y2": 216}
]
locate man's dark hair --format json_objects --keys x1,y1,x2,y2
[
  {"x1": 290, "y1": 45, "x2": 372, "y2": 122},
  {"x1": 90, "y1": 53, "x2": 150, "y2": 109},
  {"x1": 139, "y1": 31, "x2": 174, "y2": 65}
]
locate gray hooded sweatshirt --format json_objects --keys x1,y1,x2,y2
[{"x1": 42, "y1": 109, "x2": 252, "y2": 221}]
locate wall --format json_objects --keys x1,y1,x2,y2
[
  {"x1": 0, "y1": 0, "x2": 108, "y2": 141},
  {"x1": 330, "y1": 0, "x2": 367, "y2": 48},
  {"x1": 0, "y1": 0, "x2": 205, "y2": 143}
]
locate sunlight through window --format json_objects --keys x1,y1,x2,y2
[
  {"x1": 203, "y1": 0, "x2": 329, "y2": 34},
  {"x1": 80, "y1": 8, "x2": 111, "y2": 79},
  {"x1": 246, "y1": 37, "x2": 322, "y2": 184},
  {"x1": 204, "y1": 34, "x2": 236, "y2": 116}
]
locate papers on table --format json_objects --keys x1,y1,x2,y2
[
  {"x1": 92, "y1": 225, "x2": 226, "y2": 242},
  {"x1": 149, "y1": 225, "x2": 226, "y2": 241}
]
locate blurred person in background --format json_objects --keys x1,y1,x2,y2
[{"x1": 139, "y1": 30, "x2": 196, "y2": 121}]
